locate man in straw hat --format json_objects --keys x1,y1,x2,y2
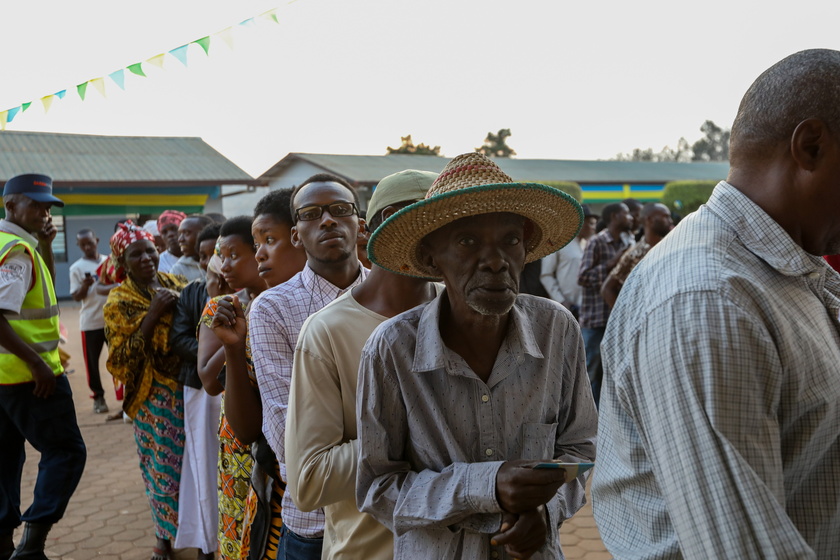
[
  {"x1": 593, "y1": 49, "x2": 840, "y2": 558},
  {"x1": 285, "y1": 169, "x2": 440, "y2": 559},
  {"x1": 356, "y1": 153, "x2": 598, "y2": 559},
  {"x1": 0, "y1": 174, "x2": 87, "y2": 560}
]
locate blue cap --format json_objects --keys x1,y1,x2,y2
[{"x1": 2, "y1": 173, "x2": 64, "y2": 207}]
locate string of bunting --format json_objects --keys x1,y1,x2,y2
[{"x1": 0, "y1": 5, "x2": 288, "y2": 130}]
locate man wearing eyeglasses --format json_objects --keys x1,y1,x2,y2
[{"x1": 249, "y1": 173, "x2": 368, "y2": 560}]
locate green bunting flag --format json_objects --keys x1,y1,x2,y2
[
  {"x1": 77, "y1": 82, "x2": 88, "y2": 101},
  {"x1": 127, "y1": 63, "x2": 146, "y2": 77},
  {"x1": 195, "y1": 36, "x2": 211, "y2": 55}
]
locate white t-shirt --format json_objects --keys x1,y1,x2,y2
[
  {"x1": 69, "y1": 254, "x2": 109, "y2": 331},
  {"x1": 158, "y1": 250, "x2": 179, "y2": 273}
]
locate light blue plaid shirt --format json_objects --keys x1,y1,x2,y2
[{"x1": 593, "y1": 181, "x2": 840, "y2": 559}]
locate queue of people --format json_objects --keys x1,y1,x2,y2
[{"x1": 1, "y1": 48, "x2": 840, "y2": 560}]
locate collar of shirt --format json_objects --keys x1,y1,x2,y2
[
  {"x1": 0, "y1": 219, "x2": 38, "y2": 247},
  {"x1": 299, "y1": 262, "x2": 368, "y2": 301},
  {"x1": 709, "y1": 182, "x2": 830, "y2": 279},
  {"x1": 411, "y1": 291, "x2": 545, "y2": 378},
  {"x1": 597, "y1": 228, "x2": 625, "y2": 247}
]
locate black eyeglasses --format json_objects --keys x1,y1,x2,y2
[{"x1": 294, "y1": 202, "x2": 357, "y2": 222}]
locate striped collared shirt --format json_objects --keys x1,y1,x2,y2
[
  {"x1": 249, "y1": 263, "x2": 367, "y2": 538},
  {"x1": 594, "y1": 181, "x2": 840, "y2": 558}
]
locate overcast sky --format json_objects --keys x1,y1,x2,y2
[{"x1": 2, "y1": 0, "x2": 839, "y2": 177}]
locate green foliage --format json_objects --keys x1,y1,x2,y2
[
  {"x1": 691, "y1": 120, "x2": 730, "y2": 162},
  {"x1": 541, "y1": 181, "x2": 582, "y2": 203},
  {"x1": 614, "y1": 120, "x2": 729, "y2": 162},
  {"x1": 387, "y1": 135, "x2": 441, "y2": 156},
  {"x1": 477, "y1": 128, "x2": 516, "y2": 158},
  {"x1": 661, "y1": 180, "x2": 717, "y2": 215}
]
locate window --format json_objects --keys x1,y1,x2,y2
[{"x1": 51, "y1": 215, "x2": 67, "y2": 263}]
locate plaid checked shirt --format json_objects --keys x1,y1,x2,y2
[
  {"x1": 577, "y1": 229, "x2": 631, "y2": 328},
  {"x1": 249, "y1": 263, "x2": 368, "y2": 538},
  {"x1": 593, "y1": 182, "x2": 840, "y2": 558}
]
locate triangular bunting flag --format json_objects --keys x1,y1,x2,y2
[
  {"x1": 146, "y1": 54, "x2": 166, "y2": 68},
  {"x1": 269, "y1": 10, "x2": 279, "y2": 23},
  {"x1": 0, "y1": 111, "x2": 8, "y2": 130},
  {"x1": 240, "y1": 17, "x2": 256, "y2": 26},
  {"x1": 216, "y1": 27, "x2": 234, "y2": 49},
  {"x1": 77, "y1": 82, "x2": 88, "y2": 101},
  {"x1": 170, "y1": 45, "x2": 189, "y2": 66},
  {"x1": 127, "y1": 63, "x2": 146, "y2": 77},
  {"x1": 55, "y1": 90, "x2": 67, "y2": 99},
  {"x1": 109, "y1": 69, "x2": 126, "y2": 90},
  {"x1": 90, "y1": 78, "x2": 106, "y2": 97},
  {"x1": 194, "y1": 36, "x2": 211, "y2": 55},
  {"x1": 21, "y1": 102, "x2": 32, "y2": 112},
  {"x1": 7, "y1": 106, "x2": 20, "y2": 123},
  {"x1": 41, "y1": 95, "x2": 54, "y2": 113}
]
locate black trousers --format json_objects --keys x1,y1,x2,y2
[
  {"x1": 81, "y1": 328, "x2": 107, "y2": 398},
  {"x1": 0, "y1": 375, "x2": 87, "y2": 534}
]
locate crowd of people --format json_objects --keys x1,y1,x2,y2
[{"x1": 2, "y1": 48, "x2": 840, "y2": 560}]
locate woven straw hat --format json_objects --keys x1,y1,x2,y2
[{"x1": 368, "y1": 152, "x2": 583, "y2": 279}]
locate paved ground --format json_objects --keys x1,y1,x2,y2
[{"x1": 14, "y1": 301, "x2": 611, "y2": 559}]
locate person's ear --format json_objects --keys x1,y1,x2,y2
[
  {"x1": 357, "y1": 218, "x2": 367, "y2": 236},
  {"x1": 290, "y1": 225, "x2": 303, "y2": 249},
  {"x1": 791, "y1": 118, "x2": 827, "y2": 171}
]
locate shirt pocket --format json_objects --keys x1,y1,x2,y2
[{"x1": 520, "y1": 422, "x2": 558, "y2": 461}]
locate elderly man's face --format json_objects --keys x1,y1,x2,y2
[{"x1": 421, "y1": 212, "x2": 526, "y2": 317}]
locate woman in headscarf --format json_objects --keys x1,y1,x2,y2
[{"x1": 103, "y1": 221, "x2": 188, "y2": 560}]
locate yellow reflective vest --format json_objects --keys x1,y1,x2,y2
[{"x1": 0, "y1": 231, "x2": 62, "y2": 384}]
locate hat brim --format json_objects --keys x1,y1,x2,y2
[
  {"x1": 24, "y1": 192, "x2": 65, "y2": 208},
  {"x1": 368, "y1": 182, "x2": 583, "y2": 279}
]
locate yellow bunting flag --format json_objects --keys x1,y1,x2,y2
[
  {"x1": 216, "y1": 27, "x2": 234, "y2": 49},
  {"x1": 0, "y1": 111, "x2": 7, "y2": 131},
  {"x1": 41, "y1": 95, "x2": 54, "y2": 113},
  {"x1": 146, "y1": 54, "x2": 166, "y2": 68},
  {"x1": 90, "y1": 78, "x2": 107, "y2": 97}
]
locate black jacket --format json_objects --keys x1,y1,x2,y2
[{"x1": 169, "y1": 280, "x2": 208, "y2": 389}]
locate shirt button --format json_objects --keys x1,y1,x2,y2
[
  {"x1": 485, "y1": 448, "x2": 494, "y2": 456},
  {"x1": 481, "y1": 394, "x2": 490, "y2": 403},
  {"x1": 808, "y1": 271, "x2": 820, "y2": 279},
  {"x1": 491, "y1": 552, "x2": 499, "y2": 559}
]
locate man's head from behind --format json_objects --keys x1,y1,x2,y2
[
  {"x1": 289, "y1": 173, "x2": 364, "y2": 267},
  {"x1": 730, "y1": 48, "x2": 840, "y2": 254}
]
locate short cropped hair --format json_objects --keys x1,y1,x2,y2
[
  {"x1": 289, "y1": 173, "x2": 360, "y2": 220},
  {"x1": 601, "y1": 203, "x2": 626, "y2": 226},
  {"x1": 197, "y1": 223, "x2": 221, "y2": 247},
  {"x1": 730, "y1": 49, "x2": 840, "y2": 166},
  {"x1": 254, "y1": 188, "x2": 296, "y2": 226},
  {"x1": 219, "y1": 215, "x2": 255, "y2": 249},
  {"x1": 76, "y1": 228, "x2": 95, "y2": 238},
  {"x1": 186, "y1": 214, "x2": 213, "y2": 230}
]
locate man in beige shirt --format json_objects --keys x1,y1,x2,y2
[{"x1": 285, "y1": 169, "x2": 439, "y2": 558}]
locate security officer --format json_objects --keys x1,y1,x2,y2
[{"x1": 0, "y1": 174, "x2": 86, "y2": 560}]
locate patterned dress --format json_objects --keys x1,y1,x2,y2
[
  {"x1": 104, "y1": 272, "x2": 187, "y2": 540},
  {"x1": 200, "y1": 294, "x2": 284, "y2": 560},
  {"x1": 201, "y1": 296, "x2": 254, "y2": 560}
]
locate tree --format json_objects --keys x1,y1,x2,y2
[
  {"x1": 476, "y1": 128, "x2": 516, "y2": 158},
  {"x1": 386, "y1": 135, "x2": 441, "y2": 156},
  {"x1": 613, "y1": 121, "x2": 729, "y2": 162},
  {"x1": 691, "y1": 120, "x2": 730, "y2": 162}
]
